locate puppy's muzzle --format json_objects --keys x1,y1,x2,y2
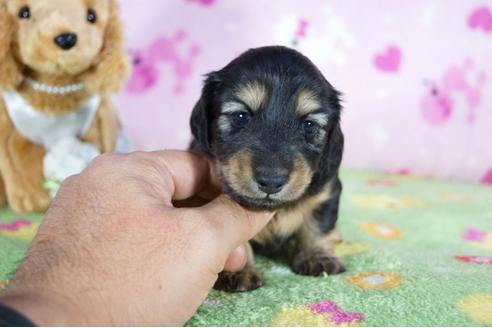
[{"x1": 254, "y1": 166, "x2": 289, "y2": 195}]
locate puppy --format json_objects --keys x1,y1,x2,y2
[{"x1": 190, "y1": 46, "x2": 345, "y2": 292}]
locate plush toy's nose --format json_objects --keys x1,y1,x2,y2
[{"x1": 54, "y1": 33, "x2": 78, "y2": 50}]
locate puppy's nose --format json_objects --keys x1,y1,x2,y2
[
  {"x1": 255, "y1": 167, "x2": 289, "y2": 195},
  {"x1": 54, "y1": 33, "x2": 78, "y2": 50}
]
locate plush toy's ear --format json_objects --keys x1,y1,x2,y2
[
  {"x1": 190, "y1": 72, "x2": 222, "y2": 155},
  {"x1": 83, "y1": 0, "x2": 130, "y2": 94},
  {"x1": 0, "y1": 2, "x2": 23, "y2": 90}
]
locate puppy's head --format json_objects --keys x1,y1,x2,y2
[
  {"x1": 0, "y1": 0, "x2": 128, "y2": 91},
  {"x1": 191, "y1": 46, "x2": 343, "y2": 210}
]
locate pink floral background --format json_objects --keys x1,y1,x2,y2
[{"x1": 116, "y1": 0, "x2": 492, "y2": 184}]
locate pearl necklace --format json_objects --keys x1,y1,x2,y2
[{"x1": 25, "y1": 77, "x2": 85, "y2": 95}]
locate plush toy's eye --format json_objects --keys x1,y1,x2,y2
[
  {"x1": 19, "y1": 6, "x2": 31, "y2": 19},
  {"x1": 230, "y1": 112, "x2": 251, "y2": 128},
  {"x1": 303, "y1": 120, "x2": 318, "y2": 135},
  {"x1": 87, "y1": 8, "x2": 97, "y2": 24}
]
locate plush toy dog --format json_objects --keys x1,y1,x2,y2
[{"x1": 0, "y1": 0, "x2": 129, "y2": 213}]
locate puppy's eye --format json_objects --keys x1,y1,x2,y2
[
  {"x1": 230, "y1": 112, "x2": 251, "y2": 127},
  {"x1": 19, "y1": 6, "x2": 31, "y2": 19},
  {"x1": 87, "y1": 8, "x2": 97, "y2": 24},
  {"x1": 303, "y1": 120, "x2": 318, "y2": 135}
]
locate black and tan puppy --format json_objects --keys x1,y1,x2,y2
[{"x1": 190, "y1": 46, "x2": 345, "y2": 292}]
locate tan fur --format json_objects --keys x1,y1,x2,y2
[
  {"x1": 217, "y1": 149, "x2": 259, "y2": 198},
  {"x1": 82, "y1": 97, "x2": 120, "y2": 152},
  {"x1": 296, "y1": 89, "x2": 321, "y2": 115},
  {"x1": 272, "y1": 155, "x2": 314, "y2": 202},
  {"x1": 292, "y1": 217, "x2": 345, "y2": 275},
  {"x1": 290, "y1": 180, "x2": 345, "y2": 275},
  {"x1": 296, "y1": 213, "x2": 332, "y2": 250},
  {"x1": 0, "y1": 2, "x2": 23, "y2": 89},
  {"x1": 219, "y1": 151, "x2": 314, "y2": 203},
  {"x1": 81, "y1": 0, "x2": 130, "y2": 94},
  {"x1": 0, "y1": 0, "x2": 129, "y2": 213},
  {"x1": 0, "y1": 175, "x2": 6, "y2": 206},
  {"x1": 244, "y1": 242, "x2": 255, "y2": 265},
  {"x1": 253, "y1": 183, "x2": 332, "y2": 245},
  {"x1": 235, "y1": 82, "x2": 268, "y2": 112},
  {"x1": 0, "y1": 101, "x2": 50, "y2": 212}
]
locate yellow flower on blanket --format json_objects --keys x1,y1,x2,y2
[
  {"x1": 334, "y1": 241, "x2": 371, "y2": 256},
  {"x1": 0, "y1": 280, "x2": 6, "y2": 289},
  {"x1": 351, "y1": 195, "x2": 427, "y2": 210},
  {"x1": 346, "y1": 272, "x2": 402, "y2": 290},
  {"x1": 271, "y1": 300, "x2": 364, "y2": 327},
  {"x1": 456, "y1": 293, "x2": 492, "y2": 324},
  {"x1": 360, "y1": 221, "x2": 403, "y2": 239},
  {"x1": 0, "y1": 219, "x2": 39, "y2": 242},
  {"x1": 271, "y1": 306, "x2": 333, "y2": 327}
]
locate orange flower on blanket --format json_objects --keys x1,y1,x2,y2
[
  {"x1": 441, "y1": 192, "x2": 471, "y2": 203},
  {"x1": 351, "y1": 195, "x2": 427, "y2": 210},
  {"x1": 0, "y1": 219, "x2": 39, "y2": 242},
  {"x1": 360, "y1": 221, "x2": 403, "y2": 239},
  {"x1": 346, "y1": 272, "x2": 402, "y2": 290},
  {"x1": 456, "y1": 293, "x2": 492, "y2": 324}
]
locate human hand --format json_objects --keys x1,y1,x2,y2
[{"x1": 0, "y1": 150, "x2": 273, "y2": 326}]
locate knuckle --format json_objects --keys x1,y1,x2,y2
[
  {"x1": 86, "y1": 153, "x2": 117, "y2": 171},
  {"x1": 59, "y1": 174, "x2": 79, "y2": 189}
]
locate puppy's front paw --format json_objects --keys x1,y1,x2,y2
[
  {"x1": 213, "y1": 268, "x2": 263, "y2": 293},
  {"x1": 292, "y1": 251, "x2": 345, "y2": 276}
]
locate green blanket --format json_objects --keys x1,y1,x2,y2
[{"x1": 1, "y1": 171, "x2": 492, "y2": 326}]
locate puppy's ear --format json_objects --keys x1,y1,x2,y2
[
  {"x1": 327, "y1": 122, "x2": 344, "y2": 169},
  {"x1": 324, "y1": 87, "x2": 344, "y2": 172},
  {"x1": 0, "y1": 2, "x2": 23, "y2": 90},
  {"x1": 82, "y1": 0, "x2": 130, "y2": 94},
  {"x1": 190, "y1": 72, "x2": 222, "y2": 155},
  {"x1": 324, "y1": 78, "x2": 343, "y2": 114}
]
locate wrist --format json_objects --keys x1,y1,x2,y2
[{"x1": 0, "y1": 288, "x2": 96, "y2": 326}]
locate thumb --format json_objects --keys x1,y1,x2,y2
[{"x1": 196, "y1": 194, "x2": 274, "y2": 251}]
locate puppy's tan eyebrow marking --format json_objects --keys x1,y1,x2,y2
[
  {"x1": 235, "y1": 82, "x2": 268, "y2": 112},
  {"x1": 221, "y1": 101, "x2": 245, "y2": 114},
  {"x1": 296, "y1": 90, "x2": 321, "y2": 115}
]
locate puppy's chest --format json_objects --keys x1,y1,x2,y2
[
  {"x1": 251, "y1": 188, "x2": 333, "y2": 246},
  {"x1": 252, "y1": 209, "x2": 306, "y2": 245}
]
